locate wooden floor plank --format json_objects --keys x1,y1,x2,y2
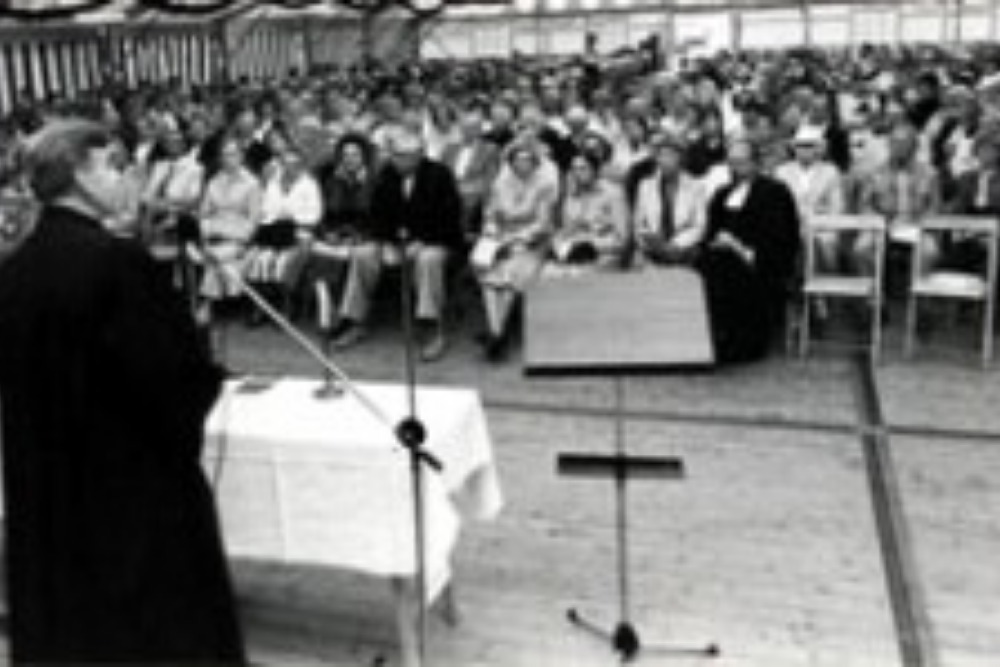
[{"x1": 892, "y1": 436, "x2": 1000, "y2": 667}]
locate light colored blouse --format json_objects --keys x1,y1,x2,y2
[
  {"x1": 260, "y1": 167, "x2": 323, "y2": 228},
  {"x1": 142, "y1": 154, "x2": 204, "y2": 212},
  {"x1": 483, "y1": 169, "x2": 559, "y2": 246},
  {"x1": 200, "y1": 167, "x2": 262, "y2": 243},
  {"x1": 555, "y1": 178, "x2": 628, "y2": 262}
]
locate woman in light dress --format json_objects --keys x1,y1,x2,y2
[
  {"x1": 196, "y1": 135, "x2": 262, "y2": 320},
  {"x1": 473, "y1": 140, "x2": 559, "y2": 361},
  {"x1": 548, "y1": 152, "x2": 629, "y2": 276}
]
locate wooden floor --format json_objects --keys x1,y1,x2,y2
[
  {"x1": 2, "y1": 316, "x2": 999, "y2": 667},
  {"x1": 238, "y1": 416, "x2": 899, "y2": 667},
  {"x1": 219, "y1": 315, "x2": 999, "y2": 667}
]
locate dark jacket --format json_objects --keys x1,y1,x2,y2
[
  {"x1": 0, "y1": 205, "x2": 244, "y2": 664},
  {"x1": 370, "y1": 158, "x2": 464, "y2": 251},
  {"x1": 318, "y1": 166, "x2": 376, "y2": 240},
  {"x1": 705, "y1": 174, "x2": 801, "y2": 288},
  {"x1": 440, "y1": 139, "x2": 502, "y2": 205}
]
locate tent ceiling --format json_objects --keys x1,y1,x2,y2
[
  {"x1": 0, "y1": 1, "x2": 326, "y2": 20},
  {"x1": 0, "y1": 0, "x2": 479, "y2": 21}
]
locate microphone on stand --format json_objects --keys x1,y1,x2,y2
[
  {"x1": 187, "y1": 241, "x2": 438, "y2": 465},
  {"x1": 187, "y1": 242, "x2": 345, "y2": 399},
  {"x1": 196, "y1": 222, "x2": 444, "y2": 666}
]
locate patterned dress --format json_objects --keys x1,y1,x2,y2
[{"x1": 477, "y1": 168, "x2": 558, "y2": 291}]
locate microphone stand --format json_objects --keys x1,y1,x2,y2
[
  {"x1": 396, "y1": 229, "x2": 433, "y2": 666},
  {"x1": 192, "y1": 243, "x2": 442, "y2": 667}
]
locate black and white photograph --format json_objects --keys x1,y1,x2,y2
[{"x1": 0, "y1": 0, "x2": 999, "y2": 665}]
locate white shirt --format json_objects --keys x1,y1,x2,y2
[
  {"x1": 261, "y1": 168, "x2": 322, "y2": 227},
  {"x1": 142, "y1": 154, "x2": 204, "y2": 210},
  {"x1": 726, "y1": 181, "x2": 751, "y2": 209},
  {"x1": 947, "y1": 128, "x2": 978, "y2": 177},
  {"x1": 699, "y1": 163, "x2": 731, "y2": 199},
  {"x1": 454, "y1": 145, "x2": 475, "y2": 180},
  {"x1": 775, "y1": 160, "x2": 844, "y2": 218}
]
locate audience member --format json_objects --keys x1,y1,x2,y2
[
  {"x1": 196, "y1": 135, "x2": 262, "y2": 320},
  {"x1": 632, "y1": 132, "x2": 709, "y2": 268},
  {"x1": 697, "y1": 138, "x2": 801, "y2": 363},
  {"x1": 244, "y1": 134, "x2": 322, "y2": 319},
  {"x1": 5, "y1": 39, "x2": 1000, "y2": 366},
  {"x1": 308, "y1": 133, "x2": 379, "y2": 334},
  {"x1": 474, "y1": 140, "x2": 558, "y2": 362},
  {"x1": 333, "y1": 133, "x2": 463, "y2": 362},
  {"x1": 550, "y1": 152, "x2": 628, "y2": 273}
]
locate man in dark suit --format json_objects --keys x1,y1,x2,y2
[
  {"x1": 334, "y1": 132, "x2": 464, "y2": 362},
  {"x1": 0, "y1": 120, "x2": 245, "y2": 665}
]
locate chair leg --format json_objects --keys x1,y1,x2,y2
[
  {"x1": 872, "y1": 294, "x2": 883, "y2": 365},
  {"x1": 799, "y1": 296, "x2": 811, "y2": 359},
  {"x1": 984, "y1": 299, "x2": 995, "y2": 369},
  {"x1": 904, "y1": 294, "x2": 918, "y2": 359},
  {"x1": 784, "y1": 301, "x2": 796, "y2": 358}
]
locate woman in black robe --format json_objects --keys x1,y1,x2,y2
[
  {"x1": 0, "y1": 120, "x2": 245, "y2": 664},
  {"x1": 696, "y1": 138, "x2": 801, "y2": 364}
]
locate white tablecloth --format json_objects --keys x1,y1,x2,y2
[{"x1": 204, "y1": 377, "x2": 503, "y2": 600}]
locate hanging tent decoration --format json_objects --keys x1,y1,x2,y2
[
  {"x1": 0, "y1": 0, "x2": 113, "y2": 20},
  {"x1": 0, "y1": 0, "x2": 456, "y2": 21}
]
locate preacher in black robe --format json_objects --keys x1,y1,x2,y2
[
  {"x1": 0, "y1": 120, "x2": 246, "y2": 664},
  {"x1": 696, "y1": 138, "x2": 801, "y2": 364}
]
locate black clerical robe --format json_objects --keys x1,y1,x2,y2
[
  {"x1": 0, "y1": 205, "x2": 245, "y2": 664},
  {"x1": 697, "y1": 176, "x2": 801, "y2": 364}
]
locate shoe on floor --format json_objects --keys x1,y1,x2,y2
[
  {"x1": 322, "y1": 317, "x2": 347, "y2": 341},
  {"x1": 332, "y1": 323, "x2": 367, "y2": 350},
  {"x1": 420, "y1": 329, "x2": 448, "y2": 363},
  {"x1": 484, "y1": 333, "x2": 508, "y2": 363}
]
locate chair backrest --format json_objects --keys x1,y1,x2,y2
[
  {"x1": 803, "y1": 213, "x2": 886, "y2": 281},
  {"x1": 806, "y1": 213, "x2": 886, "y2": 233},
  {"x1": 916, "y1": 215, "x2": 998, "y2": 235},
  {"x1": 913, "y1": 215, "x2": 1000, "y2": 286}
]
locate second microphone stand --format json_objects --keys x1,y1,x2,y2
[
  {"x1": 396, "y1": 230, "x2": 436, "y2": 667},
  {"x1": 194, "y1": 244, "x2": 441, "y2": 667}
]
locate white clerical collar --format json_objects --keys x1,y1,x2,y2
[{"x1": 726, "y1": 180, "x2": 751, "y2": 208}]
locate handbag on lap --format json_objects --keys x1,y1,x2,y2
[{"x1": 252, "y1": 219, "x2": 298, "y2": 250}]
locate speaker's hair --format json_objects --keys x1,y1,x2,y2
[{"x1": 25, "y1": 119, "x2": 113, "y2": 204}]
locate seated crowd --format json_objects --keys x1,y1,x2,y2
[{"x1": 2, "y1": 43, "x2": 1000, "y2": 364}]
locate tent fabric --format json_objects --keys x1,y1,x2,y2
[
  {"x1": 0, "y1": 1, "x2": 319, "y2": 21},
  {"x1": 140, "y1": 0, "x2": 319, "y2": 15},
  {"x1": 0, "y1": 0, "x2": 451, "y2": 20},
  {"x1": 0, "y1": 1, "x2": 113, "y2": 20}
]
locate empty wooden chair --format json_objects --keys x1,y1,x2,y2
[
  {"x1": 798, "y1": 214, "x2": 887, "y2": 361},
  {"x1": 904, "y1": 216, "x2": 999, "y2": 367}
]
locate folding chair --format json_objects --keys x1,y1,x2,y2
[
  {"x1": 904, "y1": 216, "x2": 999, "y2": 368},
  {"x1": 798, "y1": 214, "x2": 887, "y2": 361}
]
